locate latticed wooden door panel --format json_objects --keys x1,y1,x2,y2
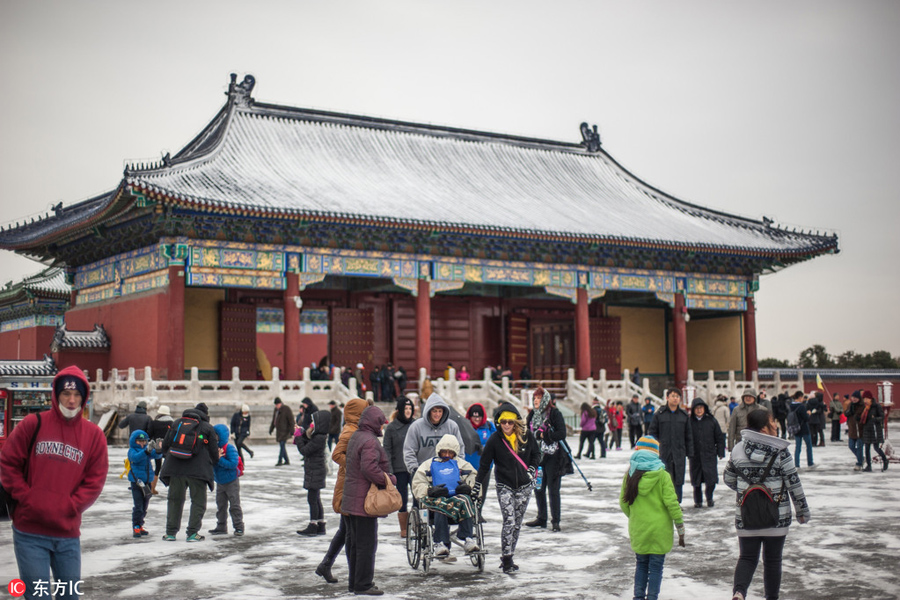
[
  {"x1": 220, "y1": 303, "x2": 258, "y2": 380},
  {"x1": 331, "y1": 308, "x2": 375, "y2": 370},
  {"x1": 590, "y1": 316, "x2": 621, "y2": 379}
]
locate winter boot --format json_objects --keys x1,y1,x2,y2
[
  {"x1": 524, "y1": 518, "x2": 546, "y2": 528},
  {"x1": 297, "y1": 522, "x2": 319, "y2": 536},
  {"x1": 398, "y1": 512, "x2": 409, "y2": 538},
  {"x1": 150, "y1": 476, "x2": 159, "y2": 495},
  {"x1": 133, "y1": 527, "x2": 142, "y2": 539},
  {"x1": 317, "y1": 521, "x2": 327, "y2": 535},
  {"x1": 501, "y1": 555, "x2": 515, "y2": 574},
  {"x1": 315, "y1": 562, "x2": 338, "y2": 584}
]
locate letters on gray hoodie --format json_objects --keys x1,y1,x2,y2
[{"x1": 402, "y1": 394, "x2": 465, "y2": 473}]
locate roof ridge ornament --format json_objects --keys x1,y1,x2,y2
[
  {"x1": 227, "y1": 73, "x2": 256, "y2": 107},
  {"x1": 580, "y1": 122, "x2": 601, "y2": 152}
]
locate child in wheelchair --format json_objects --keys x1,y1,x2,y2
[{"x1": 412, "y1": 434, "x2": 480, "y2": 558}]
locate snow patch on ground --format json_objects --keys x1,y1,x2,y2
[{"x1": 1, "y1": 440, "x2": 898, "y2": 599}]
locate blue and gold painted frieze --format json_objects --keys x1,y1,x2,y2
[
  {"x1": 686, "y1": 276, "x2": 748, "y2": 298},
  {"x1": 303, "y1": 253, "x2": 418, "y2": 281},
  {"x1": 190, "y1": 246, "x2": 284, "y2": 272},
  {"x1": 188, "y1": 268, "x2": 284, "y2": 290},
  {"x1": 0, "y1": 314, "x2": 64, "y2": 333},
  {"x1": 685, "y1": 294, "x2": 747, "y2": 312},
  {"x1": 75, "y1": 245, "x2": 166, "y2": 290},
  {"x1": 121, "y1": 270, "x2": 170, "y2": 296}
]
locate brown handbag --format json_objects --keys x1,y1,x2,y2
[{"x1": 364, "y1": 473, "x2": 402, "y2": 517}]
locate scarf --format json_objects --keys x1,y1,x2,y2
[
  {"x1": 628, "y1": 450, "x2": 667, "y2": 476},
  {"x1": 531, "y1": 389, "x2": 552, "y2": 434},
  {"x1": 504, "y1": 431, "x2": 518, "y2": 452},
  {"x1": 859, "y1": 406, "x2": 870, "y2": 425}
]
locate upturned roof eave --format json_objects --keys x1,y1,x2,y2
[
  {"x1": 126, "y1": 180, "x2": 839, "y2": 261},
  {"x1": 0, "y1": 186, "x2": 127, "y2": 251}
]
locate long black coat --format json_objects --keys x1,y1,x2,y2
[
  {"x1": 296, "y1": 409, "x2": 331, "y2": 490},
  {"x1": 649, "y1": 405, "x2": 693, "y2": 486},
  {"x1": 688, "y1": 400, "x2": 725, "y2": 486},
  {"x1": 858, "y1": 403, "x2": 884, "y2": 446}
]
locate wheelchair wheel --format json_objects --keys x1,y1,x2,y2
[
  {"x1": 421, "y1": 509, "x2": 434, "y2": 573},
  {"x1": 406, "y1": 509, "x2": 421, "y2": 569},
  {"x1": 470, "y1": 508, "x2": 485, "y2": 572}
]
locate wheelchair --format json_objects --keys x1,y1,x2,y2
[{"x1": 405, "y1": 495, "x2": 486, "y2": 573}]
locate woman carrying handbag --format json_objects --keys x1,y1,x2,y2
[{"x1": 341, "y1": 405, "x2": 396, "y2": 596}]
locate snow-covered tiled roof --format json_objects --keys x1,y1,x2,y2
[
  {"x1": 51, "y1": 323, "x2": 110, "y2": 353},
  {"x1": 0, "y1": 75, "x2": 838, "y2": 262},
  {"x1": 0, "y1": 355, "x2": 57, "y2": 377},
  {"x1": 119, "y1": 75, "x2": 836, "y2": 258},
  {"x1": 0, "y1": 267, "x2": 70, "y2": 302}
]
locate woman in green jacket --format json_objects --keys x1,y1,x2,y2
[{"x1": 619, "y1": 436, "x2": 685, "y2": 600}]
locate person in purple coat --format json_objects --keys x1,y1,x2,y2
[{"x1": 341, "y1": 406, "x2": 396, "y2": 596}]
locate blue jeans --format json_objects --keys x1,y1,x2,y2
[
  {"x1": 277, "y1": 441, "x2": 289, "y2": 464},
  {"x1": 634, "y1": 553, "x2": 666, "y2": 600},
  {"x1": 12, "y1": 527, "x2": 81, "y2": 600},
  {"x1": 433, "y1": 512, "x2": 473, "y2": 547},
  {"x1": 848, "y1": 437, "x2": 864, "y2": 466},
  {"x1": 794, "y1": 433, "x2": 814, "y2": 467}
]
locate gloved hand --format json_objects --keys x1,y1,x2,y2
[
  {"x1": 455, "y1": 483, "x2": 472, "y2": 496},
  {"x1": 427, "y1": 484, "x2": 449, "y2": 498},
  {"x1": 534, "y1": 428, "x2": 544, "y2": 441},
  {"x1": 527, "y1": 466, "x2": 536, "y2": 481},
  {"x1": 678, "y1": 534, "x2": 685, "y2": 547},
  {"x1": 471, "y1": 482, "x2": 482, "y2": 498}
]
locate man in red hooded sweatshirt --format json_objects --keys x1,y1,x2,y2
[{"x1": 0, "y1": 365, "x2": 108, "y2": 600}]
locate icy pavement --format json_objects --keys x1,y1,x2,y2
[{"x1": 1, "y1": 440, "x2": 898, "y2": 600}]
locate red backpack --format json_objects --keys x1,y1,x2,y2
[{"x1": 230, "y1": 445, "x2": 244, "y2": 477}]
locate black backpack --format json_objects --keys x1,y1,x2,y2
[
  {"x1": 786, "y1": 409, "x2": 801, "y2": 436},
  {"x1": 168, "y1": 417, "x2": 203, "y2": 459},
  {"x1": 737, "y1": 452, "x2": 781, "y2": 530}
]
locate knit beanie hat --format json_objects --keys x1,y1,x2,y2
[
  {"x1": 634, "y1": 436, "x2": 660, "y2": 455},
  {"x1": 862, "y1": 390, "x2": 874, "y2": 400},
  {"x1": 54, "y1": 374, "x2": 88, "y2": 404},
  {"x1": 498, "y1": 411, "x2": 518, "y2": 423},
  {"x1": 195, "y1": 402, "x2": 209, "y2": 416},
  {"x1": 241, "y1": 404, "x2": 250, "y2": 413}
]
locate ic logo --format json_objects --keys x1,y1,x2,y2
[{"x1": 7, "y1": 579, "x2": 26, "y2": 597}]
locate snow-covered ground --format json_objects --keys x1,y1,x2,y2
[{"x1": 2, "y1": 439, "x2": 897, "y2": 599}]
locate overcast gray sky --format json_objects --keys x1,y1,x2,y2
[{"x1": 1, "y1": 1, "x2": 898, "y2": 363}]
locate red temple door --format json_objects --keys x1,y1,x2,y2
[
  {"x1": 507, "y1": 313, "x2": 529, "y2": 380},
  {"x1": 331, "y1": 308, "x2": 375, "y2": 371},
  {"x1": 590, "y1": 316, "x2": 621, "y2": 379},
  {"x1": 530, "y1": 321, "x2": 573, "y2": 381},
  {"x1": 220, "y1": 303, "x2": 258, "y2": 380}
]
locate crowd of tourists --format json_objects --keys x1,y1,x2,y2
[{"x1": 0, "y1": 363, "x2": 891, "y2": 599}]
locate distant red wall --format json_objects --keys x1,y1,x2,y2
[
  {"x1": 66, "y1": 291, "x2": 167, "y2": 376},
  {"x1": 0, "y1": 326, "x2": 56, "y2": 360}
]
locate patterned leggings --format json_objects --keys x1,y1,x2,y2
[{"x1": 497, "y1": 483, "x2": 532, "y2": 558}]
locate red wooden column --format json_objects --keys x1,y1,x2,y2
[
  {"x1": 416, "y1": 279, "x2": 432, "y2": 376},
  {"x1": 166, "y1": 265, "x2": 185, "y2": 380},
  {"x1": 673, "y1": 292, "x2": 688, "y2": 389},
  {"x1": 743, "y1": 297, "x2": 758, "y2": 379},
  {"x1": 575, "y1": 287, "x2": 591, "y2": 379},
  {"x1": 283, "y1": 272, "x2": 300, "y2": 381}
]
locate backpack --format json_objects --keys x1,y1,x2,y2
[
  {"x1": 169, "y1": 417, "x2": 203, "y2": 459},
  {"x1": 233, "y1": 446, "x2": 245, "y2": 477},
  {"x1": 430, "y1": 458, "x2": 461, "y2": 496},
  {"x1": 786, "y1": 409, "x2": 801, "y2": 436},
  {"x1": 737, "y1": 452, "x2": 781, "y2": 530}
]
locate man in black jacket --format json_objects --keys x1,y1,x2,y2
[
  {"x1": 625, "y1": 394, "x2": 644, "y2": 448},
  {"x1": 649, "y1": 389, "x2": 694, "y2": 503},
  {"x1": 160, "y1": 403, "x2": 219, "y2": 541}
]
